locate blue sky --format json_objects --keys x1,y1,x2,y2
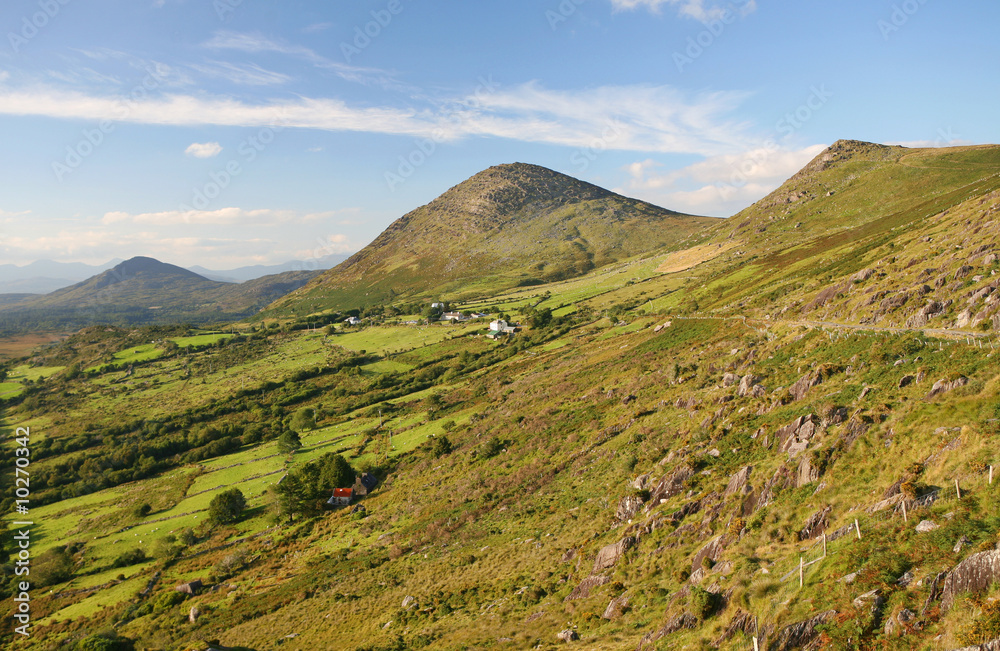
[{"x1": 1, "y1": 0, "x2": 997, "y2": 268}]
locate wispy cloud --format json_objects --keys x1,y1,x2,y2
[
  {"x1": 188, "y1": 61, "x2": 292, "y2": 86},
  {"x1": 185, "y1": 142, "x2": 223, "y2": 158},
  {"x1": 610, "y1": 0, "x2": 756, "y2": 21},
  {"x1": 0, "y1": 82, "x2": 754, "y2": 156},
  {"x1": 620, "y1": 144, "x2": 826, "y2": 215},
  {"x1": 202, "y1": 30, "x2": 401, "y2": 89}
]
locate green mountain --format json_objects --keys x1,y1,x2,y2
[
  {"x1": 270, "y1": 162, "x2": 716, "y2": 315},
  {"x1": 3, "y1": 143, "x2": 1000, "y2": 651},
  {"x1": 0, "y1": 256, "x2": 321, "y2": 333}
]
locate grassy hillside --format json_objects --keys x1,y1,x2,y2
[
  {"x1": 1, "y1": 143, "x2": 1000, "y2": 651},
  {"x1": 267, "y1": 163, "x2": 716, "y2": 316}
]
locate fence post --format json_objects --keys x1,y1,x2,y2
[
  {"x1": 753, "y1": 637, "x2": 759, "y2": 651},
  {"x1": 799, "y1": 556, "x2": 804, "y2": 588},
  {"x1": 902, "y1": 500, "x2": 908, "y2": 523},
  {"x1": 855, "y1": 518, "x2": 862, "y2": 540},
  {"x1": 955, "y1": 479, "x2": 961, "y2": 500},
  {"x1": 990, "y1": 465, "x2": 993, "y2": 486},
  {"x1": 823, "y1": 532, "x2": 827, "y2": 558}
]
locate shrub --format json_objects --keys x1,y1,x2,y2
[
  {"x1": 112, "y1": 548, "x2": 146, "y2": 568},
  {"x1": 687, "y1": 585, "x2": 718, "y2": 619},
  {"x1": 208, "y1": 488, "x2": 246, "y2": 525}
]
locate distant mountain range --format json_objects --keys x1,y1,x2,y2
[
  {"x1": 0, "y1": 255, "x2": 350, "y2": 294},
  {"x1": 0, "y1": 257, "x2": 323, "y2": 333}
]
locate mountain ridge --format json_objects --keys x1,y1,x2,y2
[{"x1": 270, "y1": 162, "x2": 716, "y2": 315}]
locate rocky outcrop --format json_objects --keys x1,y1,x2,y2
[
  {"x1": 799, "y1": 506, "x2": 832, "y2": 540},
  {"x1": 691, "y1": 535, "x2": 727, "y2": 573},
  {"x1": 941, "y1": 549, "x2": 1000, "y2": 610},
  {"x1": 724, "y1": 466, "x2": 753, "y2": 497},
  {"x1": 884, "y1": 607, "x2": 916, "y2": 637},
  {"x1": 602, "y1": 593, "x2": 630, "y2": 620},
  {"x1": 770, "y1": 610, "x2": 837, "y2": 651},
  {"x1": 945, "y1": 638, "x2": 1000, "y2": 651},
  {"x1": 795, "y1": 455, "x2": 821, "y2": 487},
  {"x1": 564, "y1": 574, "x2": 609, "y2": 601},
  {"x1": 616, "y1": 495, "x2": 644, "y2": 522},
  {"x1": 593, "y1": 537, "x2": 635, "y2": 572},
  {"x1": 556, "y1": 628, "x2": 579, "y2": 642},
  {"x1": 738, "y1": 373, "x2": 766, "y2": 398},
  {"x1": 647, "y1": 465, "x2": 695, "y2": 508},
  {"x1": 777, "y1": 415, "x2": 819, "y2": 458},
  {"x1": 927, "y1": 376, "x2": 969, "y2": 398}
]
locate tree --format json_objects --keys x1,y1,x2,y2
[
  {"x1": 208, "y1": 488, "x2": 246, "y2": 525},
  {"x1": 318, "y1": 453, "x2": 355, "y2": 489},
  {"x1": 77, "y1": 632, "x2": 136, "y2": 651},
  {"x1": 290, "y1": 407, "x2": 316, "y2": 433},
  {"x1": 277, "y1": 430, "x2": 302, "y2": 453}
]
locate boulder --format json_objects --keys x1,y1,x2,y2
[
  {"x1": 722, "y1": 372, "x2": 740, "y2": 387},
  {"x1": 898, "y1": 375, "x2": 915, "y2": 388},
  {"x1": 956, "y1": 309, "x2": 974, "y2": 328},
  {"x1": 928, "y1": 376, "x2": 969, "y2": 398},
  {"x1": 593, "y1": 537, "x2": 635, "y2": 572},
  {"x1": 691, "y1": 536, "x2": 727, "y2": 573},
  {"x1": 401, "y1": 595, "x2": 416, "y2": 609},
  {"x1": 602, "y1": 593, "x2": 630, "y2": 620},
  {"x1": 647, "y1": 465, "x2": 695, "y2": 507},
  {"x1": 189, "y1": 606, "x2": 201, "y2": 623},
  {"x1": 789, "y1": 373, "x2": 822, "y2": 401},
  {"x1": 771, "y1": 610, "x2": 837, "y2": 651},
  {"x1": 659, "y1": 612, "x2": 698, "y2": 636},
  {"x1": 945, "y1": 639, "x2": 1000, "y2": 651},
  {"x1": 776, "y1": 415, "x2": 819, "y2": 458},
  {"x1": 884, "y1": 607, "x2": 916, "y2": 637},
  {"x1": 724, "y1": 466, "x2": 753, "y2": 497},
  {"x1": 941, "y1": 549, "x2": 1000, "y2": 611},
  {"x1": 852, "y1": 268, "x2": 876, "y2": 283},
  {"x1": 799, "y1": 506, "x2": 832, "y2": 540},
  {"x1": 795, "y1": 455, "x2": 821, "y2": 487},
  {"x1": 556, "y1": 628, "x2": 579, "y2": 642},
  {"x1": 738, "y1": 373, "x2": 762, "y2": 397},
  {"x1": 915, "y1": 520, "x2": 939, "y2": 533}
]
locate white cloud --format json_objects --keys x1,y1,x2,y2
[
  {"x1": 188, "y1": 61, "x2": 292, "y2": 86},
  {"x1": 185, "y1": 141, "x2": 223, "y2": 158},
  {"x1": 0, "y1": 71, "x2": 9, "y2": 83},
  {"x1": 610, "y1": 0, "x2": 757, "y2": 21},
  {"x1": 0, "y1": 82, "x2": 754, "y2": 156},
  {"x1": 620, "y1": 144, "x2": 827, "y2": 216}
]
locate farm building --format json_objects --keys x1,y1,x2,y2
[
  {"x1": 352, "y1": 472, "x2": 378, "y2": 497},
  {"x1": 327, "y1": 487, "x2": 353, "y2": 507}
]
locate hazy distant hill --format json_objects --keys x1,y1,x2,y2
[
  {"x1": 188, "y1": 254, "x2": 351, "y2": 283},
  {"x1": 0, "y1": 256, "x2": 321, "y2": 333},
  {"x1": 269, "y1": 162, "x2": 716, "y2": 315}
]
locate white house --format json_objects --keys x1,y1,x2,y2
[
  {"x1": 489, "y1": 319, "x2": 517, "y2": 334},
  {"x1": 344, "y1": 316, "x2": 361, "y2": 326}
]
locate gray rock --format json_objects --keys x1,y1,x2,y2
[
  {"x1": 776, "y1": 414, "x2": 819, "y2": 459},
  {"x1": 915, "y1": 520, "x2": 939, "y2": 533},
  {"x1": 602, "y1": 593, "x2": 630, "y2": 620},
  {"x1": 941, "y1": 549, "x2": 1000, "y2": 610},
  {"x1": 616, "y1": 495, "x2": 643, "y2": 522},
  {"x1": 564, "y1": 574, "x2": 609, "y2": 602},
  {"x1": 884, "y1": 607, "x2": 916, "y2": 636},
  {"x1": 954, "y1": 536, "x2": 973, "y2": 553},
  {"x1": 556, "y1": 628, "x2": 579, "y2": 642},
  {"x1": 896, "y1": 570, "x2": 915, "y2": 587},
  {"x1": 839, "y1": 571, "x2": 858, "y2": 584},
  {"x1": 724, "y1": 466, "x2": 753, "y2": 497},
  {"x1": 928, "y1": 376, "x2": 969, "y2": 398},
  {"x1": 401, "y1": 595, "x2": 416, "y2": 609},
  {"x1": 722, "y1": 372, "x2": 740, "y2": 388},
  {"x1": 593, "y1": 536, "x2": 635, "y2": 572},
  {"x1": 189, "y1": 606, "x2": 200, "y2": 623},
  {"x1": 771, "y1": 610, "x2": 837, "y2": 651}
]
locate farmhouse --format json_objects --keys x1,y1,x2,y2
[
  {"x1": 352, "y1": 472, "x2": 378, "y2": 497},
  {"x1": 327, "y1": 487, "x2": 353, "y2": 507},
  {"x1": 442, "y1": 312, "x2": 469, "y2": 322},
  {"x1": 344, "y1": 316, "x2": 361, "y2": 326}
]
